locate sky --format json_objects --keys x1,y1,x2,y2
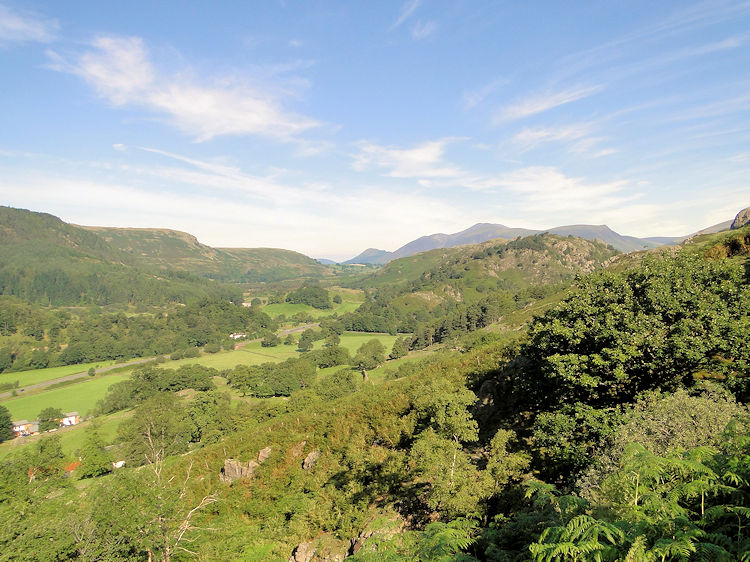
[{"x1": 0, "y1": 1, "x2": 749, "y2": 260}]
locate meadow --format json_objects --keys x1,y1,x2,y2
[
  {"x1": 0, "y1": 409, "x2": 131, "y2": 460},
  {"x1": 0, "y1": 360, "x2": 117, "y2": 388},
  {"x1": 0, "y1": 372, "x2": 131, "y2": 421},
  {"x1": 261, "y1": 288, "x2": 365, "y2": 319}
]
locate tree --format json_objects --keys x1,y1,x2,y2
[
  {"x1": 78, "y1": 423, "x2": 112, "y2": 479},
  {"x1": 389, "y1": 337, "x2": 408, "y2": 360},
  {"x1": 515, "y1": 254, "x2": 750, "y2": 410},
  {"x1": 354, "y1": 339, "x2": 386, "y2": 370},
  {"x1": 486, "y1": 429, "x2": 530, "y2": 493},
  {"x1": 0, "y1": 347, "x2": 13, "y2": 373},
  {"x1": 0, "y1": 405, "x2": 13, "y2": 443},
  {"x1": 38, "y1": 407, "x2": 64, "y2": 432},
  {"x1": 410, "y1": 381, "x2": 490, "y2": 518},
  {"x1": 261, "y1": 333, "x2": 281, "y2": 347},
  {"x1": 116, "y1": 394, "x2": 193, "y2": 476}
]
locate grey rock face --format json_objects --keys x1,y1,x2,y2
[
  {"x1": 219, "y1": 458, "x2": 259, "y2": 483},
  {"x1": 731, "y1": 207, "x2": 750, "y2": 229}
]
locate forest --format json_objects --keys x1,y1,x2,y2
[{"x1": 0, "y1": 222, "x2": 748, "y2": 561}]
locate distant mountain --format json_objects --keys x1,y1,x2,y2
[
  {"x1": 345, "y1": 218, "x2": 738, "y2": 264},
  {"x1": 0, "y1": 206, "x2": 332, "y2": 305},
  {"x1": 315, "y1": 258, "x2": 338, "y2": 265},
  {"x1": 344, "y1": 248, "x2": 392, "y2": 265}
]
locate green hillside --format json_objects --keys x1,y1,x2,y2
[
  {"x1": 336, "y1": 234, "x2": 620, "y2": 345},
  {"x1": 83, "y1": 225, "x2": 333, "y2": 283},
  {"x1": 0, "y1": 207, "x2": 332, "y2": 306},
  {"x1": 0, "y1": 219, "x2": 748, "y2": 561}
]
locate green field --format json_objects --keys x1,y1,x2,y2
[
  {"x1": 261, "y1": 289, "x2": 365, "y2": 319},
  {"x1": 262, "y1": 300, "x2": 359, "y2": 319},
  {"x1": 0, "y1": 410, "x2": 132, "y2": 460},
  {"x1": 0, "y1": 360, "x2": 118, "y2": 388},
  {"x1": 0, "y1": 373, "x2": 131, "y2": 421},
  {"x1": 165, "y1": 332, "x2": 400, "y2": 372},
  {"x1": 312, "y1": 332, "x2": 400, "y2": 355}
]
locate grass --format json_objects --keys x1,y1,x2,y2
[
  {"x1": 312, "y1": 332, "x2": 400, "y2": 355},
  {"x1": 261, "y1": 288, "x2": 365, "y2": 319},
  {"x1": 0, "y1": 409, "x2": 132, "y2": 460},
  {"x1": 0, "y1": 372, "x2": 131, "y2": 421},
  {"x1": 0, "y1": 360, "x2": 117, "y2": 388},
  {"x1": 164, "y1": 332, "x2": 400, "y2": 372}
]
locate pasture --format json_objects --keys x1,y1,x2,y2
[
  {"x1": 0, "y1": 409, "x2": 132, "y2": 460},
  {"x1": 0, "y1": 360, "x2": 117, "y2": 388},
  {"x1": 0, "y1": 373, "x2": 131, "y2": 421},
  {"x1": 261, "y1": 289, "x2": 365, "y2": 319}
]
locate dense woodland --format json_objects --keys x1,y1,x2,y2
[{"x1": 0, "y1": 210, "x2": 748, "y2": 560}]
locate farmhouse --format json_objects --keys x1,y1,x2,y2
[
  {"x1": 229, "y1": 332, "x2": 247, "y2": 340},
  {"x1": 61, "y1": 412, "x2": 80, "y2": 426},
  {"x1": 12, "y1": 420, "x2": 39, "y2": 437}
]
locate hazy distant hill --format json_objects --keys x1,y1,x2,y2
[
  {"x1": 344, "y1": 220, "x2": 722, "y2": 264},
  {"x1": 0, "y1": 206, "x2": 332, "y2": 305}
]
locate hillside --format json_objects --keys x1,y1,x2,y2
[
  {"x1": 0, "y1": 207, "x2": 238, "y2": 306},
  {"x1": 345, "y1": 221, "x2": 710, "y2": 264},
  {"x1": 338, "y1": 233, "x2": 620, "y2": 342},
  {"x1": 0, "y1": 207, "x2": 333, "y2": 305},
  {"x1": 2, "y1": 225, "x2": 746, "y2": 561},
  {"x1": 81, "y1": 226, "x2": 333, "y2": 283}
]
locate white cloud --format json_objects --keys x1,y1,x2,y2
[
  {"x1": 47, "y1": 35, "x2": 320, "y2": 141},
  {"x1": 0, "y1": 160, "x2": 475, "y2": 260},
  {"x1": 352, "y1": 138, "x2": 465, "y2": 179},
  {"x1": 391, "y1": 0, "x2": 422, "y2": 29},
  {"x1": 493, "y1": 166, "x2": 632, "y2": 210},
  {"x1": 411, "y1": 20, "x2": 437, "y2": 40},
  {"x1": 0, "y1": 5, "x2": 58, "y2": 44},
  {"x1": 495, "y1": 84, "x2": 604, "y2": 122}
]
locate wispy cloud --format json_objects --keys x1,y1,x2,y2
[
  {"x1": 391, "y1": 0, "x2": 422, "y2": 29},
  {"x1": 0, "y1": 4, "x2": 58, "y2": 44},
  {"x1": 557, "y1": 1, "x2": 750, "y2": 80},
  {"x1": 47, "y1": 35, "x2": 320, "y2": 141},
  {"x1": 512, "y1": 124, "x2": 616, "y2": 157},
  {"x1": 495, "y1": 84, "x2": 604, "y2": 122},
  {"x1": 462, "y1": 77, "x2": 507, "y2": 110},
  {"x1": 411, "y1": 20, "x2": 437, "y2": 40}
]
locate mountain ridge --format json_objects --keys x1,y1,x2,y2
[{"x1": 344, "y1": 219, "x2": 734, "y2": 264}]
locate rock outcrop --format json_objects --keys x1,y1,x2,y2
[
  {"x1": 219, "y1": 446, "x2": 273, "y2": 483},
  {"x1": 288, "y1": 541, "x2": 316, "y2": 562},
  {"x1": 219, "y1": 459, "x2": 259, "y2": 484},
  {"x1": 257, "y1": 446, "x2": 272, "y2": 463},
  {"x1": 302, "y1": 450, "x2": 321, "y2": 470},
  {"x1": 731, "y1": 206, "x2": 750, "y2": 229}
]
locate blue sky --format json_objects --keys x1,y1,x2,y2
[{"x1": 0, "y1": 1, "x2": 748, "y2": 260}]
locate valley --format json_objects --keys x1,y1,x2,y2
[{"x1": 0, "y1": 205, "x2": 748, "y2": 560}]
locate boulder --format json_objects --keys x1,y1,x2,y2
[
  {"x1": 731, "y1": 206, "x2": 750, "y2": 229},
  {"x1": 288, "y1": 541, "x2": 316, "y2": 562},
  {"x1": 302, "y1": 450, "x2": 321, "y2": 470},
  {"x1": 257, "y1": 446, "x2": 272, "y2": 463},
  {"x1": 219, "y1": 458, "x2": 259, "y2": 484}
]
